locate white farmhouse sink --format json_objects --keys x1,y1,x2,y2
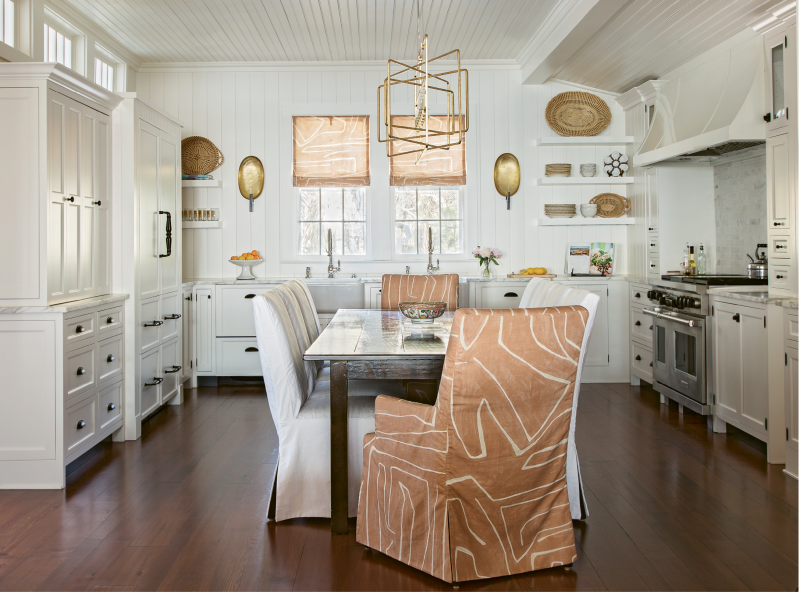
[{"x1": 303, "y1": 279, "x2": 364, "y2": 313}]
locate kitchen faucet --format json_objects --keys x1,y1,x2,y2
[
  {"x1": 426, "y1": 227, "x2": 439, "y2": 274},
  {"x1": 326, "y1": 229, "x2": 341, "y2": 278}
]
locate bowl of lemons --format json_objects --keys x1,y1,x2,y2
[
  {"x1": 518, "y1": 267, "x2": 548, "y2": 276},
  {"x1": 229, "y1": 250, "x2": 263, "y2": 280}
]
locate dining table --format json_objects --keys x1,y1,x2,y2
[{"x1": 304, "y1": 308, "x2": 454, "y2": 534}]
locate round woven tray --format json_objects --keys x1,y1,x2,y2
[
  {"x1": 589, "y1": 193, "x2": 631, "y2": 218},
  {"x1": 181, "y1": 136, "x2": 224, "y2": 175},
  {"x1": 545, "y1": 92, "x2": 611, "y2": 137}
]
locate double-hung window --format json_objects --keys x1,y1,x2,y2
[
  {"x1": 0, "y1": 0, "x2": 16, "y2": 48},
  {"x1": 390, "y1": 115, "x2": 466, "y2": 255},
  {"x1": 293, "y1": 116, "x2": 369, "y2": 257}
]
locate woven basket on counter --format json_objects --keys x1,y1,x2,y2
[
  {"x1": 181, "y1": 136, "x2": 224, "y2": 176},
  {"x1": 589, "y1": 193, "x2": 631, "y2": 218},
  {"x1": 545, "y1": 92, "x2": 611, "y2": 137}
]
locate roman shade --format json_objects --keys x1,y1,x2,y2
[
  {"x1": 389, "y1": 115, "x2": 466, "y2": 186},
  {"x1": 293, "y1": 116, "x2": 370, "y2": 187}
]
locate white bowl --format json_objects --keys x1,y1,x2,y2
[
  {"x1": 579, "y1": 164, "x2": 596, "y2": 177},
  {"x1": 229, "y1": 258, "x2": 263, "y2": 280},
  {"x1": 580, "y1": 204, "x2": 598, "y2": 218}
]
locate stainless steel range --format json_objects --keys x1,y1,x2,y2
[{"x1": 643, "y1": 275, "x2": 767, "y2": 414}]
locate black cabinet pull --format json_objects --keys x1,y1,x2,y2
[
  {"x1": 158, "y1": 211, "x2": 172, "y2": 258},
  {"x1": 165, "y1": 365, "x2": 182, "y2": 373},
  {"x1": 185, "y1": 295, "x2": 191, "y2": 301},
  {"x1": 163, "y1": 314, "x2": 182, "y2": 320},
  {"x1": 504, "y1": 292, "x2": 519, "y2": 298},
  {"x1": 107, "y1": 403, "x2": 116, "y2": 411},
  {"x1": 650, "y1": 362, "x2": 653, "y2": 367},
  {"x1": 245, "y1": 347, "x2": 258, "y2": 352},
  {"x1": 76, "y1": 366, "x2": 86, "y2": 376},
  {"x1": 635, "y1": 292, "x2": 641, "y2": 298},
  {"x1": 635, "y1": 355, "x2": 641, "y2": 361},
  {"x1": 106, "y1": 316, "x2": 115, "y2": 324},
  {"x1": 93, "y1": 200, "x2": 102, "y2": 206},
  {"x1": 65, "y1": 196, "x2": 75, "y2": 202},
  {"x1": 76, "y1": 420, "x2": 86, "y2": 429},
  {"x1": 764, "y1": 112, "x2": 772, "y2": 122},
  {"x1": 733, "y1": 313, "x2": 740, "y2": 322},
  {"x1": 107, "y1": 354, "x2": 115, "y2": 363},
  {"x1": 649, "y1": 325, "x2": 653, "y2": 330},
  {"x1": 144, "y1": 377, "x2": 163, "y2": 386},
  {"x1": 143, "y1": 320, "x2": 163, "y2": 327},
  {"x1": 777, "y1": 274, "x2": 785, "y2": 279},
  {"x1": 75, "y1": 325, "x2": 85, "y2": 333},
  {"x1": 244, "y1": 294, "x2": 256, "y2": 299},
  {"x1": 635, "y1": 321, "x2": 641, "y2": 326}
]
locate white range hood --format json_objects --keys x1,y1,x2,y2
[{"x1": 635, "y1": 36, "x2": 766, "y2": 166}]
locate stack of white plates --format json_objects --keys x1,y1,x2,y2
[
  {"x1": 544, "y1": 204, "x2": 576, "y2": 218},
  {"x1": 545, "y1": 163, "x2": 572, "y2": 176}
]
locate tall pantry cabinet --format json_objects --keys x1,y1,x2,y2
[{"x1": 113, "y1": 95, "x2": 183, "y2": 441}]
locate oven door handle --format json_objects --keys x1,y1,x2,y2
[{"x1": 643, "y1": 308, "x2": 701, "y2": 328}]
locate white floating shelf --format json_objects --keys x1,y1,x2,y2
[
  {"x1": 535, "y1": 217, "x2": 635, "y2": 226},
  {"x1": 536, "y1": 136, "x2": 634, "y2": 146},
  {"x1": 182, "y1": 179, "x2": 222, "y2": 188},
  {"x1": 536, "y1": 177, "x2": 633, "y2": 186},
  {"x1": 182, "y1": 221, "x2": 221, "y2": 229}
]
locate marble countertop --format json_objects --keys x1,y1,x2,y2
[
  {"x1": 707, "y1": 286, "x2": 797, "y2": 307},
  {"x1": 0, "y1": 293, "x2": 130, "y2": 314}
]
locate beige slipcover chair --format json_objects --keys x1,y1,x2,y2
[
  {"x1": 356, "y1": 306, "x2": 588, "y2": 582},
  {"x1": 380, "y1": 274, "x2": 459, "y2": 311}
]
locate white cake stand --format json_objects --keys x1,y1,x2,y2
[{"x1": 228, "y1": 259, "x2": 263, "y2": 280}]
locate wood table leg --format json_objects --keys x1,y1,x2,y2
[{"x1": 330, "y1": 360, "x2": 349, "y2": 534}]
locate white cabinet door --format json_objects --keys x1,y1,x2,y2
[
  {"x1": 767, "y1": 134, "x2": 791, "y2": 232},
  {"x1": 138, "y1": 121, "x2": 161, "y2": 300},
  {"x1": 158, "y1": 134, "x2": 180, "y2": 293},
  {"x1": 161, "y1": 338, "x2": 181, "y2": 403},
  {"x1": 63, "y1": 98, "x2": 83, "y2": 300},
  {"x1": 368, "y1": 285, "x2": 382, "y2": 310},
  {"x1": 160, "y1": 290, "x2": 182, "y2": 342},
  {"x1": 78, "y1": 108, "x2": 97, "y2": 298},
  {"x1": 786, "y1": 345, "x2": 799, "y2": 450},
  {"x1": 182, "y1": 288, "x2": 193, "y2": 381},
  {"x1": 195, "y1": 288, "x2": 214, "y2": 373},
  {"x1": 573, "y1": 284, "x2": 609, "y2": 367},
  {"x1": 93, "y1": 115, "x2": 111, "y2": 295},
  {"x1": 140, "y1": 346, "x2": 161, "y2": 418},
  {"x1": 765, "y1": 29, "x2": 790, "y2": 136},
  {"x1": 645, "y1": 167, "x2": 659, "y2": 233}
]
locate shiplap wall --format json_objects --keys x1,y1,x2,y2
[{"x1": 136, "y1": 67, "x2": 629, "y2": 279}]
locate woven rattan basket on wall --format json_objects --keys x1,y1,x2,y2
[
  {"x1": 589, "y1": 193, "x2": 631, "y2": 218},
  {"x1": 181, "y1": 136, "x2": 224, "y2": 176},
  {"x1": 545, "y1": 92, "x2": 612, "y2": 137}
]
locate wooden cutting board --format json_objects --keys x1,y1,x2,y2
[{"x1": 506, "y1": 274, "x2": 557, "y2": 278}]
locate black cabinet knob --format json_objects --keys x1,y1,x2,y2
[
  {"x1": 244, "y1": 294, "x2": 256, "y2": 299},
  {"x1": 650, "y1": 362, "x2": 653, "y2": 367},
  {"x1": 106, "y1": 316, "x2": 114, "y2": 324},
  {"x1": 649, "y1": 325, "x2": 653, "y2": 330},
  {"x1": 777, "y1": 274, "x2": 785, "y2": 279},
  {"x1": 635, "y1": 292, "x2": 641, "y2": 298},
  {"x1": 65, "y1": 196, "x2": 75, "y2": 202},
  {"x1": 635, "y1": 355, "x2": 641, "y2": 361},
  {"x1": 635, "y1": 321, "x2": 641, "y2": 326},
  {"x1": 245, "y1": 347, "x2": 258, "y2": 352},
  {"x1": 76, "y1": 366, "x2": 86, "y2": 376},
  {"x1": 76, "y1": 325, "x2": 84, "y2": 333},
  {"x1": 77, "y1": 420, "x2": 86, "y2": 429},
  {"x1": 764, "y1": 112, "x2": 772, "y2": 122},
  {"x1": 107, "y1": 354, "x2": 115, "y2": 363},
  {"x1": 107, "y1": 403, "x2": 116, "y2": 411},
  {"x1": 93, "y1": 200, "x2": 102, "y2": 206},
  {"x1": 733, "y1": 313, "x2": 740, "y2": 322}
]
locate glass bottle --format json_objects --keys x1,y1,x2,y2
[
  {"x1": 688, "y1": 246, "x2": 696, "y2": 275},
  {"x1": 683, "y1": 243, "x2": 689, "y2": 275},
  {"x1": 697, "y1": 243, "x2": 707, "y2": 275}
]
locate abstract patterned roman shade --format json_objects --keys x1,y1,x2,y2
[
  {"x1": 293, "y1": 116, "x2": 369, "y2": 187},
  {"x1": 389, "y1": 115, "x2": 466, "y2": 186}
]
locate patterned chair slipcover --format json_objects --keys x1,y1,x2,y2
[{"x1": 380, "y1": 274, "x2": 459, "y2": 311}]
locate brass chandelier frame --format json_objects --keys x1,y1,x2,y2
[{"x1": 377, "y1": 32, "x2": 469, "y2": 163}]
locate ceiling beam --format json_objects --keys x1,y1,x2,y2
[{"x1": 518, "y1": 0, "x2": 629, "y2": 86}]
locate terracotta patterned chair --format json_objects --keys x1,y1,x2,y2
[
  {"x1": 356, "y1": 306, "x2": 588, "y2": 583},
  {"x1": 381, "y1": 274, "x2": 459, "y2": 311}
]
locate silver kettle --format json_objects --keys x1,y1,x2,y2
[{"x1": 747, "y1": 244, "x2": 768, "y2": 279}]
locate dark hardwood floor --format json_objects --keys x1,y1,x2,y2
[{"x1": 0, "y1": 381, "x2": 796, "y2": 591}]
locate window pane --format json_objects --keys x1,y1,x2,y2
[
  {"x1": 108, "y1": 67, "x2": 114, "y2": 91},
  {"x1": 343, "y1": 188, "x2": 364, "y2": 221},
  {"x1": 321, "y1": 222, "x2": 343, "y2": 255},
  {"x1": 344, "y1": 222, "x2": 365, "y2": 255},
  {"x1": 441, "y1": 189, "x2": 460, "y2": 219},
  {"x1": 441, "y1": 221, "x2": 460, "y2": 254},
  {"x1": 102, "y1": 62, "x2": 108, "y2": 89},
  {"x1": 48, "y1": 27, "x2": 56, "y2": 62},
  {"x1": 418, "y1": 189, "x2": 439, "y2": 220},
  {"x1": 56, "y1": 32, "x2": 63, "y2": 65},
  {"x1": 418, "y1": 221, "x2": 440, "y2": 254},
  {"x1": 4, "y1": 0, "x2": 13, "y2": 47},
  {"x1": 321, "y1": 188, "x2": 342, "y2": 221},
  {"x1": 1, "y1": 3, "x2": 5, "y2": 44},
  {"x1": 299, "y1": 222, "x2": 319, "y2": 255},
  {"x1": 95, "y1": 58, "x2": 101, "y2": 85},
  {"x1": 395, "y1": 222, "x2": 417, "y2": 254},
  {"x1": 395, "y1": 187, "x2": 416, "y2": 220},
  {"x1": 65, "y1": 38, "x2": 71, "y2": 68},
  {"x1": 299, "y1": 189, "x2": 319, "y2": 221}
]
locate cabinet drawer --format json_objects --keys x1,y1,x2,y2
[
  {"x1": 647, "y1": 256, "x2": 659, "y2": 277},
  {"x1": 478, "y1": 284, "x2": 528, "y2": 309},
  {"x1": 161, "y1": 338, "x2": 182, "y2": 403},
  {"x1": 98, "y1": 381, "x2": 122, "y2": 430},
  {"x1": 65, "y1": 312, "x2": 95, "y2": 347},
  {"x1": 770, "y1": 264, "x2": 792, "y2": 290},
  {"x1": 630, "y1": 284, "x2": 649, "y2": 305},
  {"x1": 140, "y1": 346, "x2": 161, "y2": 418},
  {"x1": 65, "y1": 342, "x2": 96, "y2": 402},
  {"x1": 786, "y1": 312, "x2": 799, "y2": 342},
  {"x1": 631, "y1": 306, "x2": 653, "y2": 343},
  {"x1": 770, "y1": 235, "x2": 792, "y2": 259},
  {"x1": 216, "y1": 286, "x2": 267, "y2": 336},
  {"x1": 160, "y1": 291, "x2": 182, "y2": 342},
  {"x1": 631, "y1": 341, "x2": 653, "y2": 381},
  {"x1": 140, "y1": 297, "x2": 161, "y2": 352},
  {"x1": 97, "y1": 334, "x2": 123, "y2": 386},
  {"x1": 647, "y1": 235, "x2": 659, "y2": 254},
  {"x1": 65, "y1": 395, "x2": 97, "y2": 455},
  {"x1": 216, "y1": 338, "x2": 263, "y2": 376},
  {"x1": 97, "y1": 305, "x2": 123, "y2": 337}
]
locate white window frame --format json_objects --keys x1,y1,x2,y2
[
  {"x1": 391, "y1": 186, "x2": 465, "y2": 258},
  {"x1": 0, "y1": 0, "x2": 18, "y2": 49},
  {"x1": 295, "y1": 186, "x2": 370, "y2": 262},
  {"x1": 43, "y1": 10, "x2": 84, "y2": 74},
  {"x1": 94, "y1": 44, "x2": 125, "y2": 92}
]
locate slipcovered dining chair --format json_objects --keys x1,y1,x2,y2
[
  {"x1": 357, "y1": 306, "x2": 588, "y2": 583},
  {"x1": 380, "y1": 274, "x2": 459, "y2": 311},
  {"x1": 519, "y1": 278, "x2": 600, "y2": 520},
  {"x1": 254, "y1": 285, "x2": 405, "y2": 520}
]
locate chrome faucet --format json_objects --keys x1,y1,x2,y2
[
  {"x1": 426, "y1": 227, "x2": 439, "y2": 274},
  {"x1": 305, "y1": 267, "x2": 311, "y2": 279},
  {"x1": 326, "y1": 229, "x2": 340, "y2": 278}
]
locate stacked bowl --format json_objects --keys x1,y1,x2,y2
[
  {"x1": 580, "y1": 164, "x2": 596, "y2": 177},
  {"x1": 544, "y1": 204, "x2": 577, "y2": 218},
  {"x1": 580, "y1": 204, "x2": 598, "y2": 218}
]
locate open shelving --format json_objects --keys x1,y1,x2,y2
[
  {"x1": 182, "y1": 179, "x2": 222, "y2": 188},
  {"x1": 535, "y1": 217, "x2": 635, "y2": 226},
  {"x1": 182, "y1": 221, "x2": 222, "y2": 229},
  {"x1": 536, "y1": 136, "x2": 634, "y2": 146},
  {"x1": 536, "y1": 177, "x2": 633, "y2": 186}
]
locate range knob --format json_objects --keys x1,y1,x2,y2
[
  {"x1": 691, "y1": 297, "x2": 702, "y2": 309},
  {"x1": 675, "y1": 297, "x2": 685, "y2": 309},
  {"x1": 647, "y1": 290, "x2": 656, "y2": 300}
]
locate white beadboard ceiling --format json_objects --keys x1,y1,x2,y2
[
  {"x1": 62, "y1": 0, "x2": 559, "y2": 63},
  {"x1": 552, "y1": 0, "x2": 786, "y2": 94}
]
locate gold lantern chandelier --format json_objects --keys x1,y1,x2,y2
[{"x1": 377, "y1": 0, "x2": 469, "y2": 163}]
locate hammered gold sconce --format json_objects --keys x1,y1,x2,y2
[
  {"x1": 238, "y1": 156, "x2": 264, "y2": 212},
  {"x1": 494, "y1": 153, "x2": 520, "y2": 210}
]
